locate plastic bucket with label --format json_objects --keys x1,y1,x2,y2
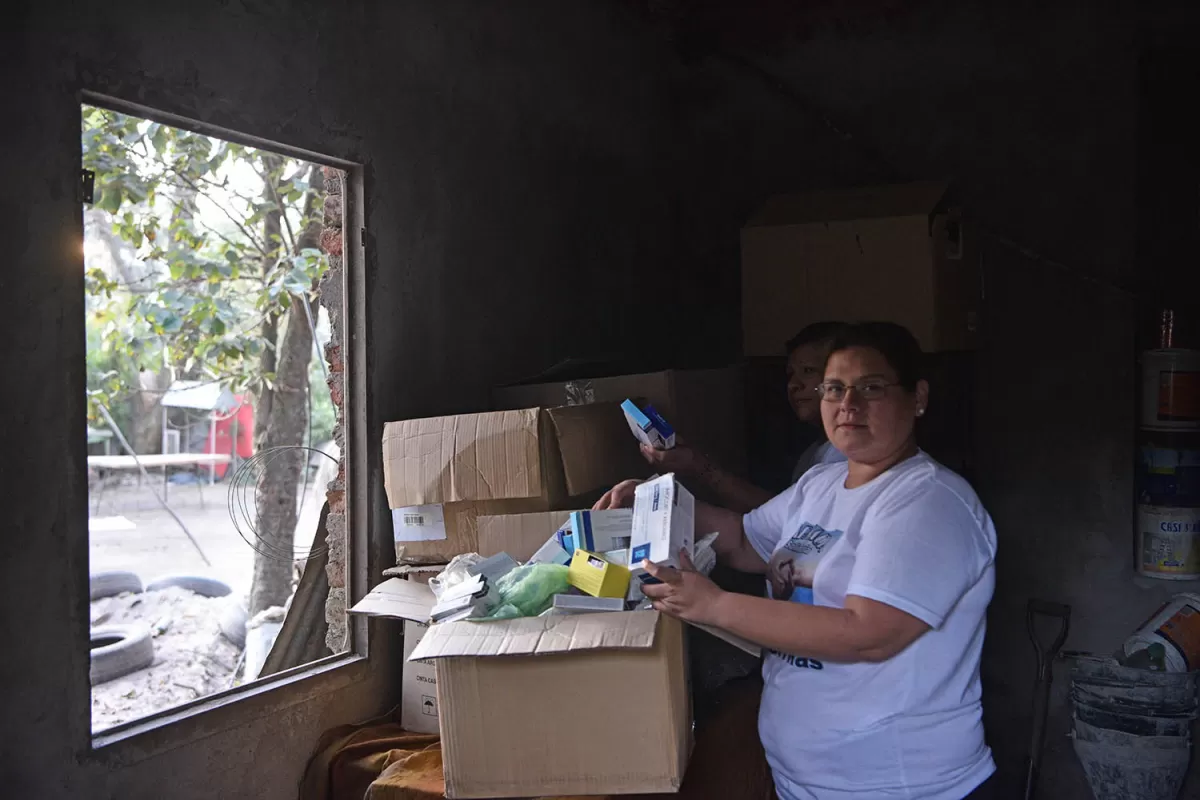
[
  {"x1": 1124, "y1": 593, "x2": 1200, "y2": 672},
  {"x1": 1137, "y1": 506, "x2": 1200, "y2": 580},
  {"x1": 1141, "y1": 349, "x2": 1200, "y2": 431},
  {"x1": 1137, "y1": 431, "x2": 1200, "y2": 506}
]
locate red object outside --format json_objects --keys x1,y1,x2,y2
[{"x1": 206, "y1": 396, "x2": 254, "y2": 478}]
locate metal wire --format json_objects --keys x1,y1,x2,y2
[{"x1": 225, "y1": 446, "x2": 337, "y2": 563}]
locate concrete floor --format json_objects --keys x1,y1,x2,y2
[{"x1": 88, "y1": 478, "x2": 326, "y2": 600}]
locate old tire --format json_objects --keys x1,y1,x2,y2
[
  {"x1": 90, "y1": 570, "x2": 143, "y2": 600},
  {"x1": 218, "y1": 600, "x2": 249, "y2": 648},
  {"x1": 145, "y1": 575, "x2": 232, "y2": 598},
  {"x1": 90, "y1": 624, "x2": 154, "y2": 685}
]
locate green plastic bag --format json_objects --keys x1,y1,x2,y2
[{"x1": 486, "y1": 564, "x2": 570, "y2": 619}]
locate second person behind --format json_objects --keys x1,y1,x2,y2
[{"x1": 639, "y1": 321, "x2": 847, "y2": 513}]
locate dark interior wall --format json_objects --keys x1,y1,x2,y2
[
  {"x1": 655, "y1": 2, "x2": 1194, "y2": 797},
  {"x1": 1, "y1": 2, "x2": 682, "y2": 798}
]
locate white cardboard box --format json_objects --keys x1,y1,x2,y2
[
  {"x1": 401, "y1": 620, "x2": 440, "y2": 734},
  {"x1": 630, "y1": 473, "x2": 695, "y2": 569}
]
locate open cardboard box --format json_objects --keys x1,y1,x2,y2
[{"x1": 352, "y1": 577, "x2": 704, "y2": 798}]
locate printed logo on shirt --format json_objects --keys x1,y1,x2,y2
[
  {"x1": 766, "y1": 522, "x2": 843, "y2": 605},
  {"x1": 766, "y1": 650, "x2": 824, "y2": 670}
]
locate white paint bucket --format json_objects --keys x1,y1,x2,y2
[
  {"x1": 1141, "y1": 349, "x2": 1200, "y2": 431},
  {"x1": 1124, "y1": 593, "x2": 1200, "y2": 672},
  {"x1": 1138, "y1": 505, "x2": 1200, "y2": 580}
]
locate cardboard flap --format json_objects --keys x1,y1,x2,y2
[
  {"x1": 410, "y1": 609, "x2": 660, "y2": 661},
  {"x1": 348, "y1": 578, "x2": 435, "y2": 622},
  {"x1": 383, "y1": 409, "x2": 544, "y2": 506},
  {"x1": 547, "y1": 402, "x2": 647, "y2": 497},
  {"x1": 746, "y1": 181, "x2": 949, "y2": 227},
  {"x1": 382, "y1": 563, "x2": 447, "y2": 579}
]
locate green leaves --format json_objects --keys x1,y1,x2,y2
[{"x1": 82, "y1": 104, "x2": 329, "y2": 409}]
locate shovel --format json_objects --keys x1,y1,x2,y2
[{"x1": 1024, "y1": 598, "x2": 1071, "y2": 800}]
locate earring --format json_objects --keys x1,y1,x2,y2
[{"x1": 916, "y1": 408, "x2": 925, "y2": 417}]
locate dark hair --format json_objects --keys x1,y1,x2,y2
[
  {"x1": 785, "y1": 321, "x2": 846, "y2": 356},
  {"x1": 825, "y1": 322, "x2": 924, "y2": 390}
]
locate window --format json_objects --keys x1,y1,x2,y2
[{"x1": 82, "y1": 98, "x2": 363, "y2": 739}]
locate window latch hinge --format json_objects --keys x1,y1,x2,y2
[{"x1": 81, "y1": 169, "x2": 96, "y2": 205}]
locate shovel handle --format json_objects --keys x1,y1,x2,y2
[
  {"x1": 1024, "y1": 598, "x2": 1071, "y2": 800},
  {"x1": 1026, "y1": 599, "x2": 1071, "y2": 674}
]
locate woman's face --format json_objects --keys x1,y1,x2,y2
[
  {"x1": 786, "y1": 342, "x2": 828, "y2": 424},
  {"x1": 820, "y1": 346, "x2": 927, "y2": 465}
]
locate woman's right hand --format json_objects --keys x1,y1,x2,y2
[{"x1": 592, "y1": 478, "x2": 643, "y2": 510}]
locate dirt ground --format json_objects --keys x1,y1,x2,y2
[
  {"x1": 91, "y1": 587, "x2": 242, "y2": 733},
  {"x1": 88, "y1": 477, "x2": 325, "y2": 598},
  {"x1": 88, "y1": 463, "x2": 332, "y2": 733}
]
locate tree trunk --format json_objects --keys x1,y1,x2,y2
[
  {"x1": 254, "y1": 155, "x2": 284, "y2": 453},
  {"x1": 132, "y1": 368, "x2": 169, "y2": 454},
  {"x1": 249, "y1": 165, "x2": 325, "y2": 615}
]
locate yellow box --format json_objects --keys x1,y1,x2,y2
[{"x1": 568, "y1": 550, "x2": 631, "y2": 599}]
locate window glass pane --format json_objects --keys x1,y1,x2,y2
[{"x1": 83, "y1": 104, "x2": 348, "y2": 735}]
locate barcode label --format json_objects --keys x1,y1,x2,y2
[
  {"x1": 393, "y1": 505, "x2": 447, "y2": 542},
  {"x1": 612, "y1": 536, "x2": 631, "y2": 550}
]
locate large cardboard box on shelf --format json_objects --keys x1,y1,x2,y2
[
  {"x1": 350, "y1": 578, "x2": 692, "y2": 799},
  {"x1": 383, "y1": 404, "x2": 642, "y2": 564},
  {"x1": 494, "y1": 366, "x2": 745, "y2": 474},
  {"x1": 741, "y1": 181, "x2": 979, "y2": 355}
]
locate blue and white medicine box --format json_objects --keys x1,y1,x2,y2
[
  {"x1": 621, "y1": 399, "x2": 676, "y2": 450},
  {"x1": 630, "y1": 473, "x2": 695, "y2": 574},
  {"x1": 560, "y1": 509, "x2": 634, "y2": 557},
  {"x1": 529, "y1": 532, "x2": 572, "y2": 566}
]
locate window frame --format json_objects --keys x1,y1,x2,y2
[{"x1": 80, "y1": 91, "x2": 372, "y2": 761}]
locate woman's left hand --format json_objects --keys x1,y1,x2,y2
[{"x1": 641, "y1": 550, "x2": 725, "y2": 626}]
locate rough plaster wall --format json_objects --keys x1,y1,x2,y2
[
  {"x1": 0, "y1": 1, "x2": 681, "y2": 798},
  {"x1": 663, "y1": 3, "x2": 1193, "y2": 798},
  {"x1": 318, "y1": 166, "x2": 348, "y2": 655}
]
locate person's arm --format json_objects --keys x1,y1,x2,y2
[
  {"x1": 640, "y1": 443, "x2": 771, "y2": 513},
  {"x1": 696, "y1": 500, "x2": 768, "y2": 574},
  {"x1": 644, "y1": 481, "x2": 993, "y2": 663},
  {"x1": 712, "y1": 592, "x2": 928, "y2": 662}
]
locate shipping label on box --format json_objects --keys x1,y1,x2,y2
[
  {"x1": 630, "y1": 474, "x2": 695, "y2": 570},
  {"x1": 402, "y1": 620, "x2": 440, "y2": 734},
  {"x1": 393, "y1": 504, "x2": 448, "y2": 542}
]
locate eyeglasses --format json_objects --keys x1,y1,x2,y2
[{"x1": 814, "y1": 382, "x2": 899, "y2": 402}]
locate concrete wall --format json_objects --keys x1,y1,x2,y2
[
  {"x1": 0, "y1": 2, "x2": 682, "y2": 798},
  {"x1": 658, "y1": 2, "x2": 1196, "y2": 797}
]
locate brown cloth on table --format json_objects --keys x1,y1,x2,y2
[{"x1": 300, "y1": 677, "x2": 772, "y2": 800}]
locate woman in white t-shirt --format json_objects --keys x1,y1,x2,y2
[{"x1": 597, "y1": 322, "x2": 997, "y2": 800}]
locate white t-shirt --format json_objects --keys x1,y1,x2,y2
[{"x1": 743, "y1": 452, "x2": 996, "y2": 800}]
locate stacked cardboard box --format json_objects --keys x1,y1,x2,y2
[
  {"x1": 740, "y1": 181, "x2": 979, "y2": 355},
  {"x1": 383, "y1": 402, "x2": 644, "y2": 564},
  {"x1": 493, "y1": 366, "x2": 746, "y2": 474},
  {"x1": 374, "y1": 396, "x2": 753, "y2": 797}
]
